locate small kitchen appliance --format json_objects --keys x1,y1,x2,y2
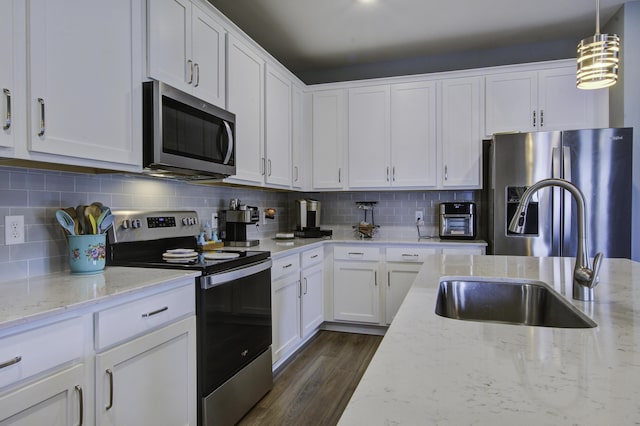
[
  {"x1": 106, "y1": 210, "x2": 272, "y2": 426},
  {"x1": 223, "y1": 205, "x2": 260, "y2": 247},
  {"x1": 439, "y1": 202, "x2": 476, "y2": 240},
  {"x1": 294, "y1": 199, "x2": 332, "y2": 238}
]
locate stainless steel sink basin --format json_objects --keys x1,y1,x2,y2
[{"x1": 435, "y1": 278, "x2": 597, "y2": 328}]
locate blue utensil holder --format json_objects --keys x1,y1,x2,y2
[{"x1": 68, "y1": 234, "x2": 106, "y2": 274}]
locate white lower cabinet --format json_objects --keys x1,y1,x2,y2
[
  {"x1": 333, "y1": 246, "x2": 382, "y2": 324},
  {"x1": 0, "y1": 363, "x2": 86, "y2": 426},
  {"x1": 95, "y1": 316, "x2": 196, "y2": 426},
  {"x1": 385, "y1": 247, "x2": 439, "y2": 324},
  {"x1": 94, "y1": 282, "x2": 196, "y2": 426},
  {"x1": 271, "y1": 247, "x2": 324, "y2": 367}
]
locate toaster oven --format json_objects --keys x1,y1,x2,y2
[{"x1": 439, "y1": 202, "x2": 476, "y2": 240}]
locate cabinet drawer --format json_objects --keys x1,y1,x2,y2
[
  {"x1": 301, "y1": 247, "x2": 323, "y2": 269},
  {"x1": 272, "y1": 254, "x2": 300, "y2": 280},
  {"x1": 386, "y1": 247, "x2": 439, "y2": 262},
  {"x1": 334, "y1": 246, "x2": 380, "y2": 261},
  {"x1": 0, "y1": 317, "x2": 84, "y2": 389},
  {"x1": 95, "y1": 283, "x2": 194, "y2": 351}
]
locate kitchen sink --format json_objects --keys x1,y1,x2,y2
[{"x1": 435, "y1": 277, "x2": 597, "y2": 328}]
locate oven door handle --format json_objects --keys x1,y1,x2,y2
[{"x1": 201, "y1": 259, "x2": 272, "y2": 289}]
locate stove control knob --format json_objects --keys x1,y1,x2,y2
[
  {"x1": 121, "y1": 219, "x2": 130, "y2": 229},
  {"x1": 132, "y1": 219, "x2": 142, "y2": 229},
  {"x1": 182, "y1": 218, "x2": 189, "y2": 226},
  {"x1": 192, "y1": 217, "x2": 198, "y2": 225}
]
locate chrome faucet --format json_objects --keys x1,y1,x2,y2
[{"x1": 508, "y1": 178, "x2": 603, "y2": 301}]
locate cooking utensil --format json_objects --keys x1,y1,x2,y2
[
  {"x1": 98, "y1": 214, "x2": 114, "y2": 234},
  {"x1": 87, "y1": 214, "x2": 97, "y2": 234},
  {"x1": 76, "y1": 205, "x2": 87, "y2": 235},
  {"x1": 55, "y1": 210, "x2": 76, "y2": 235},
  {"x1": 84, "y1": 204, "x2": 102, "y2": 234},
  {"x1": 96, "y1": 207, "x2": 111, "y2": 229},
  {"x1": 63, "y1": 207, "x2": 79, "y2": 235}
]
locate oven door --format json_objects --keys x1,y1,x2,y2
[{"x1": 197, "y1": 259, "x2": 272, "y2": 396}]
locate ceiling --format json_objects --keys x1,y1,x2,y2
[{"x1": 207, "y1": 0, "x2": 627, "y2": 83}]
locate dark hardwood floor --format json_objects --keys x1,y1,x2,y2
[{"x1": 238, "y1": 331, "x2": 383, "y2": 426}]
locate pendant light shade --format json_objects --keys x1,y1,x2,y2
[{"x1": 576, "y1": 0, "x2": 620, "y2": 90}]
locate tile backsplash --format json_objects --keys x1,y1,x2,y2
[{"x1": 0, "y1": 165, "x2": 475, "y2": 281}]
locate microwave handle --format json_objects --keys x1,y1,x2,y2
[{"x1": 222, "y1": 121, "x2": 234, "y2": 165}]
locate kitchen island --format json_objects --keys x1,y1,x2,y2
[{"x1": 338, "y1": 255, "x2": 640, "y2": 425}]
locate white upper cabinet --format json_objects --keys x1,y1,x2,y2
[
  {"x1": 227, "y1": 34, "x2": 265, "y2": 184},
  {"x1": 391, "y1": 81, "x2": 438, "y2": 187},
  {"x1": 291, "y1": 84, "x2": 305, "y2": 189},
  {"x1": 312, "y1": 89, "x2": 346, "y2": 189},
  {"x1": 440, "y1": 76, "x2": 482, "y2": 188},
  {"x1": 485, "y1": 65, "x2": 608, "y2": 135},
  {"x1": 265, "y1": 65, "x2": 292, "y2": 187},
  {"x1": 0, "y1": 0, "x2": 16, "y2": 150},
  {"x1": 147, "y1": 0, "x2": 226, "y2": 107},
  {"x1": 348, "y1": 85, "x2": 390, "y2": 188},
  {"x1": 27, "y1": 0, "x2": 142, "y2": 169}
]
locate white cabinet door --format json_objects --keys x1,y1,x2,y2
[
  {"x1": 265, "y1": 65, "x2": 292, "y2": 187},
  {"x1": 301, "y1": 263, "x2": 324, "y2": 338},
  {"x1": 391, "y1": 81, "x2": 437, "y2": 187},
  {"x1": 0, "y1": 364, "x2": 85, "y2": 426},
  {"x1": 333, "y1": 261, "x2": 380, "y2": 324},
  {"x1": 227, "y1": 35, "x2": 265, "y2": 184},
  {"x1": 28, "y1": 0, "x2": 141, "y2": 167},
  {"x1": 385, "y1": 262, "x2": 421, "y2": 324},
  {"x1": 485, "y1": 71, "x2": 538, "y2": 135},
  {"x1": 271, "y1": 272, "x2": 301, "y2": 363},
  {"x1": 0, "y1": 0, "x2": 16, "y2": 149},
  {"x1": 440, "y1": 77, "x2": 482, "y2": 188},
  {"x1": 348, "y1": 85, "x2": 390, "y2": 188},
  {"x1": 147, "y1": 0, "x2": 225, "y2": 107},
  {"x1": 537, "y1": 68, "x2": 608, "y2": 131},
  {"x1": 291, "y1": 85, "x2": 304, "y2": 189},
  {"x1": 190, "y1": 3, "x2": 226, "y2": 107},
  {"x1": 312, "y1": 90, "x2": 346, "y2": 189},
  {"x1": 147, "y1": 0, "x2": 191, "y2": 94},
  {"x1": 95, "y1": 316, "x2": 196, "y2": 426}
]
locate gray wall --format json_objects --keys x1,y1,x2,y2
[{"x1": 607, "y1": 1, "x2": 640, "y2": 261}]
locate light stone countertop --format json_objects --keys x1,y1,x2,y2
[
  {"x1": 0, "y1": 267, "x2": 200, "y2": 332},
  {"x1": 338, "y1": 254, "x2": 640, "y2": 425}
]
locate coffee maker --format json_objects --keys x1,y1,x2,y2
[
  {"x1": 223, "y1": 206, "x2": 260, "y2": 247},
  {"x1": 294, "y1": 199, "x2": 332, "y2": 238}
]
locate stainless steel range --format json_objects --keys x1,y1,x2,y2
[{"x1": 107, "y1": 210, "x2": 273, "y2": 426}]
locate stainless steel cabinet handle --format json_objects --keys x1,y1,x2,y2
[
  {"x1": 142, "y1": 306, "x2": 168, "y2": 317},
  {"x1": 222, "y1": 121, "x2": 234, "y2": 165},
  {"x1": 2, "y1": 88, "x2": 10, "y2": 130},
  {"x1": 392, "y1": 166, "x2": 396, "y2": 182},
  {"x1": 540, "y1": 109, "x2": 544, "y2": 127},
  {"x1": 105, "y1": 369, "x2": 114, "y2": 410},
  {"x1": 268, "y1": 159, "x2": 272, "y2": 176},
  {"x1": 387, "y1": 271, "x2": 390, "y2": 287},
  {"x1": 283, "y1": 263, "x2": 293, "y2": 269},
  {"x1": 304, "y1": 277, "x2": 308, "y2": 295},
  {"x1": 297, "y1": 280, "x2": 302, "y2": 298},
  {"x1": 187, "y1": 59, "x2": 193, "y2": 84},
  {"x1": 294, "y1": 165, "x2": 299, "y2": 182},
  {"x1": 261, "y1": 157, "x2": 265, "y2": 175},
  {"x1": 374, "y1": 271, "x2": 378, "y2": 286},
  {"x1": 402, "y1": 253, "x2": 419, "y2": 257},
  {"x1": 532, "y1": 110, "x2": 536, "y2": 127},
  {"x1": 444, "y1": 165, "x2": 448, "y2": 181},
  {"x1": 0, "y1": 355, "x2": 21, "y2": 369},
  {"x1": 194, "y1": 63, "x2": 200, "y2": 87},
  {"x1": 348, "y1": 252, "x2": 364, "y2": 256},
  {"x1": 338, "y1": 168, "x2": 342, "y2": 183},
  {"x1": 75, "y1": 385, "x2": 84, "y2": 426},
  {"x1": 386, "y1": 166, "x2": 390, "y2": 182},
  {"x1": 37, "y1": 98, "x2": 45, "y2": 136},
  {"x1": 310, "y1": 254, "x2": 319, "y2": 259}
]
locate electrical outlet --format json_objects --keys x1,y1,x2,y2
[
  {"x1": 415, "y1": 210, "x2": 425, "y2": 225},
  {"x1": 5, "y1": 215, "x2": 25, "y2": 245},
  {"x1": 211, "y1": 211, "x2": 219, "y2": 229}
]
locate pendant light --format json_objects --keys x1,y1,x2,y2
[{"x1": 576, "y1": 0, "x2": 620, "y2": 89}]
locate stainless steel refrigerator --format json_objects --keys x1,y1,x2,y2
[{"x1": 487, "y1": 128, "x2": 633, "y2": 259}]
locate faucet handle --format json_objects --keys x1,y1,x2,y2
[{"x1": 590, "y1": 252, "x2": 604, "y2": 288}]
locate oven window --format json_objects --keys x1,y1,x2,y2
[
  {"x1": 162, "y1": 96, "x2": 234, "y2": 166},
  {"x1": 197, "y1": 267, "x2": 271, "y2": 394}
]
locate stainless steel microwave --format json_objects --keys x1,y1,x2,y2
[{"x1": 142, "y1": 81, "x2": 236, "y2": 180}]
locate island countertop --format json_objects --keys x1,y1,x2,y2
[{"x1": 338, "y1": 255, "x2": 640, "y2": 425}]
